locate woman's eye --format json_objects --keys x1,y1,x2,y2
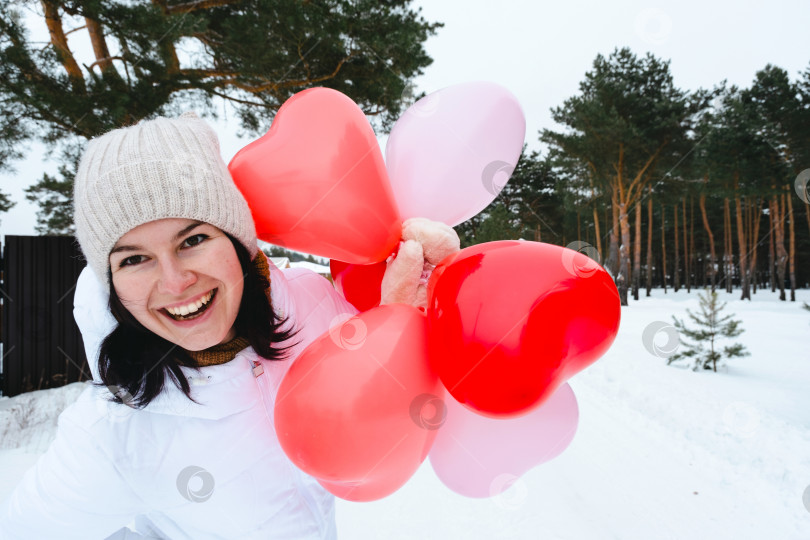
[
  {"x1": 119, "y1": 255, "x2": 146, "y2": 268},
  {"x1": 182, "y1": 233, "x2": 208, "y2": 248}
]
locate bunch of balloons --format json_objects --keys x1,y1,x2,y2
[{"x1": 228, "y1": 83, "x2": 621, "y2": 502}]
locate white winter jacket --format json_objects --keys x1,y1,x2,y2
[{"x1": 0, "y1": 262, "x2": 358, "y2": 539}]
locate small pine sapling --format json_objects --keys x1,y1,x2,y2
[{"x1": 669, "y1": 289, "x2": 750, "y2": 372}]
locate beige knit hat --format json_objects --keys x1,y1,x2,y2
[{"x1": 74, "y1": 112, "x2": 258, "y2": 286}]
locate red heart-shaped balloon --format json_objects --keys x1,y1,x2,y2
[
  {"x1": 427, "y1": 240, "x2": 621, "y2": 418},
  {"x1": 329, "y1": 259, "x2": 387, "y2": 312},
  {"x1": 274, "y1": 304, "x2": 442, "y2": 501},
  {"x1": 229, "y1": 88, "x2": 402, "y2": 264}
]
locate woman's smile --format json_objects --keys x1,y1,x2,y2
[{"x1": 160, "y1": 288, "x2": 217, "y2": 321}]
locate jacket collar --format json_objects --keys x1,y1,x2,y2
[
  {"x1": 138, "y1": 349, "x2": 262, "y2": 420},
  {"x1": 138, "y1": 265, "x2": 296, "y2": 420}
]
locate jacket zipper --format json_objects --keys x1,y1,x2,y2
[{"x1": 249, "y1": 356, "x2": 326, "y2": 538}]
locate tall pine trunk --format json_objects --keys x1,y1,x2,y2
[
  {"x1": 743, "y1": 197, "x2": 757, "y2": 294},
  {"x1": 673, "y1": 204, "x2": 680, "y2": 292},
  {"x1": 724, "y1": 198, "x2": 733, "y2": 293},
  {"x1": 774, "y1": 194, "x2": 787, "y2": 301},
  {"x1": 690, "y1": 197, "x2": 696, "y2": 290},
  {"x1": 588, "y1": 184, "x2": 601, "y2": 260},
  {"x1": 646, "y1": 194, "x2": 653, "y2": 296},
  {"x1": 661, "y1": 203, "x2": 667, "y2": 293},
  {"x1": 592, "y1": 203, "x2": 602, "y2": 262},
  {"x1": 748, "y1": 197, "x2": 762, "y2": 293},
  {"x1": 699, "y1": 191, "x2": 716, "y2": 292},
  {"x1": 633, "y1": 202, "x2": 642, "y2": 301},
  {"x1": 618, "y1": 203, "x2": 631, "y2": 306},
  {"x1": 769, "y1": 199, "x2": 776, "y2": 292},
  {"x1": 683, "y1": 199, "x2": 690, "y2": 293},
  {"x1": 607, "y1": 192, "x2": 620, "y2": 279},
  {"x1": 734, "y1": 189, "x2": 750, "y2": 300},
  {"x1": 787, "y1": 190, "x2": 796, "y2": 301}
]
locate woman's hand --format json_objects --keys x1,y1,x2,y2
[{"x1": 380, "y1": 218, "x2": 460, "y2": 309}]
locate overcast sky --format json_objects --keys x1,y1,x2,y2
[{"x1": 2, "y1": 0, "x2": 809, "y2": 237}]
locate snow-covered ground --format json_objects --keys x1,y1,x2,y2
[{"x1": 2, "y1": 288, "x2": 809, "y2": 539}]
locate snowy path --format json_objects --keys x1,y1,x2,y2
[
  {"x1": 336, "y1": 290, "x2": 810, "y2": 539},
  {"x1": 335, "y1": 368, "x2": 808, "y2": 539}
]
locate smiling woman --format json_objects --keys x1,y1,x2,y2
[
  {"x1": 0, "y1": 112, "x2": 459, "y2": 539},
  {"x1": 96, "y1": 214, "x2": 287, "y2": 410}
]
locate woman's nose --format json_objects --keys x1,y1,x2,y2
[{"x1": 157, "y1": 257, "x2": 197, "y2": 295}]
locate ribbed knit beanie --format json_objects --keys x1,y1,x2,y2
[{"x1": 73, "y1": 112, "x2": 258, "y2": 286}]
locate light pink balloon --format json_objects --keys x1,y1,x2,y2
[
  {"x1": 428, "y1": 383, "x2": 578, "y2": 498},
  {"x1": 385, "y1": 81, "x2": 526, "y2": 226}
]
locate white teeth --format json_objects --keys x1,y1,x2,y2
[{"x1": 166, "y1": 290, "x2": 214, "y2": 317}]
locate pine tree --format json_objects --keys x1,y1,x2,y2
[
  {"x1": 541, "y1": 47, "x2": 695, "y2": 306},
  {"x1": 0, "y1": 103, "x2": 28, "y2": 222},
  {"x1": 669, "y1": 289, "x2": 749, "y2": 372},
  {"x1": 0, "y1": 0, "x2": 441, "y2": 233},
  {"x1": 24, "y1": 147, "x2": 79, "y2": 234},
  {"x1": 0, "y1": 190, "x2": 13, "y2": 216}
]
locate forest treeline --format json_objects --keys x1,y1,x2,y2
[
  {"x1": 456, "y1": 48, "x2": 810, "y2": 306},
  {"x1": 2, "y1": 1, "x2": 807, "y2": 310}
]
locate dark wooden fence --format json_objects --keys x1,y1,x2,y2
[{"x1": 1, "y1": 236, "x2": 89, "y2": 397}]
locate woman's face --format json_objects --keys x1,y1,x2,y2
[{"x1": 109, "y1": 218, "x2": 244, "y2": 351}]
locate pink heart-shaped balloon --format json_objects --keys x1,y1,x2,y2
[
  {"x1": 229, "y1": 88, "x2": 401, "y2": 263},
  {"x1": 386, "y1": 81, "x2": 526, "y2": 226},
  {"x1": 429, "y1": 383, "x2": 578, "y2": 498}
]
